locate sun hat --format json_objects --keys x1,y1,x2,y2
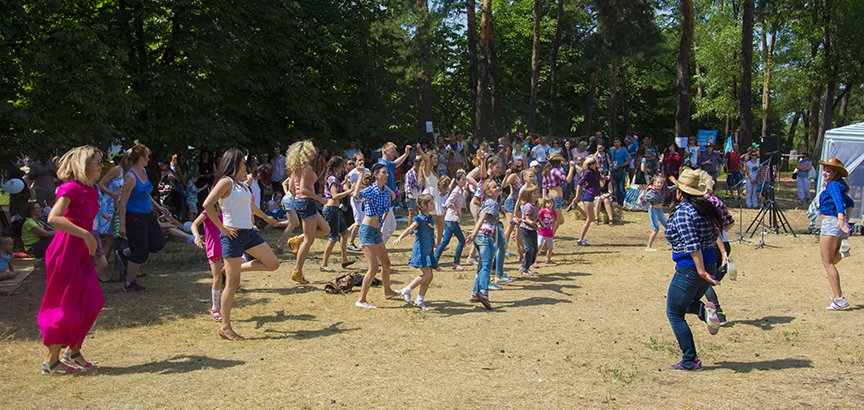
[
  {"x1": 818, "y1": 157, "x2": 849, "y2": 178},
  {"x1": 529, "y1": 160, "x2": 540, "y2": 168},
  {"x1": 669, "y1": 168, "x2": 709, "y2": 196},
  {"x1": 548, "y1": 153, "x2": 566, "y2": 162},
  {"x1": 698, "y1": 171, "x2": 716, "y2": 192}
]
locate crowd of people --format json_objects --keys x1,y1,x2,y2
[{"x1": 0, "y1": 131, "x2": 854, "y2": 375}]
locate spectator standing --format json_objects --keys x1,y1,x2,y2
[
  {"x1": 724, "y1": 143, "x2": 743, "y2": 200},
  {"x1": 28, "y1": 154, "x2": 58, "y2": 207},
  {"x1": 697, "y1": 143, "x2": 723, "y2": 182}
]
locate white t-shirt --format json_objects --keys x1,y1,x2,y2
[
  {"x1": 745, "y1": 159, "x2": 760, "y2": 182},
  {"x1": 347, "y1": 167, "x2": 370, "y2": 209}
]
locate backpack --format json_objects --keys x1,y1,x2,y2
[{"x1": 324, "y1": 273, "x2": 355, "y2": 294}]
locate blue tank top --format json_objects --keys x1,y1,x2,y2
[{"x1": 126, "y1": 170, "x2": 153, "y2": 213}]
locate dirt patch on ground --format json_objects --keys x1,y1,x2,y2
[{"x1": 1, "y1": 182, "x2": 862, "y2": 408}]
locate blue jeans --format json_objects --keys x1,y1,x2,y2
[
  {"x1": 472, "y1": 232, "x2": 495, "y2": 295},
  {"x1": 666, "y1": 263, "x2": 717, "y2": 368},
  {"x1": 649, "y1": 207, "x2": 668, "y2": 231},
  {"x1": 434, "y1": 221, "x2": 465, "y2": 265},
  {"x1": 612, "y1": 173, "x2": 626, "y2": 205},
  {"x1": 494, "y1": 224, "x2": 506, "y2": 277},
  {"x1": 520, "y1": 228, "x2": 538, "y2": 271}
]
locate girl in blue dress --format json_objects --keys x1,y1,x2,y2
[{"x1": 391, "y1": 194, "x2": 437, "y2": 311}]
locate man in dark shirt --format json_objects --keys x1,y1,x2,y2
[{"x1": 697, "y1": 143, "x2": 724, "y2": 183}]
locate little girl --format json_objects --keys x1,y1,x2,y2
[
  {"x1": 640, "y1": 175, "x2": 668, "y2": 251},
  {"x1": 515, "y1": 186, "x2": 540, "y2": 275},
  {"x1": 434, "y1": 170, "x2": 467, "y2": 270},
  {"x1": 190, "y1": 209, "x2": 224, "y2": 321},
  {"x1": 538, "y1": 196, "x2": 557, "y2": 264},
  {"x1": 466, "y1": 179, "x2": 502, "y2": 310},
  {"x1": 391, "y1": 194, "x2": 437, "y2": 311},
  {"x1": 38, "y1": 146, "x2": 105, "y2": 375},
  {"x1": 0, "y1": 237, "x2": 16, "y2": 281}
]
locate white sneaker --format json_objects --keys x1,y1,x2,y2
[
  {"x1": 399, "y1": 288, "x2": 412, "y2": 305},
  {"x1": 415, "y1": 300, "x2": 428, "y2": 311},
  {"x1": 466, "y1": 257, "x2": 478, "y2": 265},
  {"x1": 355, "y1": 301, "x2": 377, "y2": 309},
  {"x1": 827, "y1": 296, "x2": 850, "y2": 310},
  {"x1": 840, "y1": 240, "x2": 851, "y2": 258}
]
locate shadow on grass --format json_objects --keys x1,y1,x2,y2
[
  {"x1": 516, "y1": 283, "x2": 581, "y2": 297},
  {"x1": 253, "y1": 321, "x2": 360, "y2": 340},
  {"x1": 728, "y1": 315, "x2": 795, "y2": 331},
  {"x1": 241, "y1": 310, "x2": 316, "y2": 329},
  {"x1": 434, "y1": 296, "x2": 572, "y2": 317},
  {"x1": 520, "y1": 272, "x2": 591, "y2": 283},
  {"x1": 240, "y1": 286, "x2": 318, "y2": 296},
  {"x1": 703, "y1": 358, "x2": 812, "y2": 373},
  {"x1": 96, "y1": 355, "x2": 245, "y2": 376}
]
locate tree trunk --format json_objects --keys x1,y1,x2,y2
[
  {"x1": 815, "y1": 0, "x2": 835, "y2": 160},
  {"x1": 675, "y1": 0, "x2": 694, "y2": 139},
  {"x1": 467, "y1": 0, "x2": 479, "y2": 137},
  {"x1": 837, "y1": 85, "x2": 851, "y2": 126},
  {"x1": 489, "y1": 36, "x2": 505, "y2": 139},
  {"x1": 476, "y1": 0, "x2": 492, "y2": 141},
  {"x1": 760, "y1": 10, "x2": 777, "y2": 140},
  {"x1": 724, "y1": 117, "x2": 731, "y2": 141},
  {"x1": 527, "y1": 0, "x2": 542, "y2": 133},
  {"x1": 547, "y1": 0, "x2": 564, "y2": 135},
  {"x1": 608, "y1": 56, "x2": 619, "y2": 138},
  {"x1": 784, "y1": 111, "x2": 800, "y2": 154},
  {"x1": 416, "y1": 0, "x2": 434, "y2": 143},
  {"x1": 580, "y1": 57, "x2": 600, "y2": 137},
  {"x1": 620, "y1": 67, "x2": 632, "y2": 134},
  {"x1": 801, "y1": 110, "x2": 811, "y2": 153},
  {"x1": 808, "y1": 92, "x2": 821, "y2": 155},
  {"x1": 738, "y1": 0, "x2": 755, "y2": 149}
]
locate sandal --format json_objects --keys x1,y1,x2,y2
[
  {"x1": 42, "y1": 360, "x2": 78, "y2": 376},
  {"x1": 341, "y1": 260, "x2": 355, "y2": 269},
  {"x1": 218, "y1": 328, "x2": 246, "y2": 341},
  {"x1": 62, "y1": 351, "x2": 95, "y2": 370},
  {"x1": 210, "y1": 308, "x2": 222, "y2": 321},
  {"x1": 319, "y1": 266, "x2": 335, "y2": 273}
]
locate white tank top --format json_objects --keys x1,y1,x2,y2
[{"x1": 220, "y1": 178, "x2": 253, "y2": 229}]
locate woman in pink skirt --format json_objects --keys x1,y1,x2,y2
[{"x1": 37, "y1": 146, "x2": 106, "y2": 375}]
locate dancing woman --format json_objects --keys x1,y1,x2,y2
[
  {"x1": 816, "y1": 158, "x2": 854, "y2": 310},
  {"x1": 415, "y1": 144, "x2": 445, "y2": 247},
  {"x1": 569, "y1": 156, "x2": 602, "y2": 246},
  {"x1": 285, "y1": 140, "x2": 330, "y2": 284},
  {"x1": 353, "y1": 163, "x2": 399, "y2": 308},
  {"x1": 664, "y1": 168, "x2": 723, "y2": 371},
  {"x1": 202, "y1": 149, "x2": 280, "y2": 341},
  {"x1": 38, "y1": 146, "x2": 105, "y2": 375}
]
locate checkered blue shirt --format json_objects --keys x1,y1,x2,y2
[
  {"x1": 360, "y1": 184, "x2": 391, "y2": 223},
  {"x1": 665, "y1": 201, "x2": 718, "y2": 254}
]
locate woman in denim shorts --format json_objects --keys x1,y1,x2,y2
[
  {"x1": 352, "y1": 163, "x2": 398, "y2": 308},
  {"x1": 274, "y1": 171, "x2": 301, "y2": 254},
  {"x1": 320, "y1": 157, "x2": 355, "y2": 272},
  {"x1": 286, "y1": 140, "x2": 330, "y2": 285},
  {"x1": 202, "y1": 149, "x2": 280, "y2": 341},
  {"x1": 816, "y1": 158, "x2": 855, "y2": 310}
]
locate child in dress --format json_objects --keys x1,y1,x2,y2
[
  {"x1": 434, "y1": 170, "x2": 467, "y2": 271},
  {"x1": 515, "y1": 186, "x2": 540, "y2": 275},
  {"x1": 392, "y1": 194, "x2": 437, "y2": 310},
  {"x1": 639, "y1": 175, "x2": 668, "y2": 251},
  {"x1": 0, "y1": 237, "x2": 16, "y2": 281},
  {"x1": 538, "y1": 196, "x2": 557, "y2": 264},
  {"x1": 190, "y1": 209, "x2": 224, "y2": 321},
  {"x1": 38, "y1": 145, "x2": 106, "y2": 375}
]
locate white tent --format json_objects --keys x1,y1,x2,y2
[{"x1": 820, "y1": 122, "x2": 864, "y2": 219}]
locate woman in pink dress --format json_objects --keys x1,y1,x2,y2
[{"x1": 37, "y1": 146, "x2": 106, "y2": 375}]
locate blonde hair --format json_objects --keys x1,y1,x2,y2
[
  {"x1": 285, "y1": 140, "x2": 317, "y2": 174},
  {"x1": 416, "y1": 193, "x2": 434, "y2": 211},
  {"x1": 57, "y1": 145, "x2": 102, "y2": 184},
  {"x1": 519, "y1": 185, "x2": 538, "y2": 204},
  {"x1": 122, "y1": 144, "x2": 151, "y2": 171},
  {"x1": 418, "y1": 151, "x2": 437, "y2": 186},
  {"x1": 482, "y1": 179, "x2": 498, "y2": 195}
]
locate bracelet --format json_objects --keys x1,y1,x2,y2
[{"x1": 698, "y1": 271, "x2": 708, "y2": 279}]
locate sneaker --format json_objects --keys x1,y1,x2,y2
[
  {"x1": 703, "y1": 302, "x2": 721, "y2": 335},
  {"x1": 488, "y1": 282, "x2": 503, "y2": 291},
  {"x1": 355, "y1": 301, "x2": 377, "y2": 309},
  {"x1": 827, "y1": 296, "x2": 850, "y2": 310},
  {"x1": 645, "y1": 247, "x2": 657, "y2": 252},
  {"x1": 291, "y1": 269, "x2": 309, "y2": 285},
  {"x1": 347, "y1": 243, "x2": 361, "y2": 252},
  {"x1": 210, "y1": 308, "x2": 222, "y2": 321},
  {"x1": 399, "y1": 288, "x2": 413, "y2": 305},
  {"x1": 466, "y1": 257, "x2": 478, "y2": 265},
  {"x1": 415, "y1": 301, "x2": 429, "y2": 311},
  {"x1": 577, "y1": 240, "x2": 589, "y2": 246},
  {"x1": 123, "y1": 281, "x2": 146, "y2": 292},
  {"x1": 669, "y1": 359, "x2": 702, "y2": 371},
  {"x1": 453, "y1": 265, "x2": 466, "y2": 271},
  {"x1": 476, "y1": 293, "x2": 493, "y2": 310},
  {"x1": 532, "y1": 262, "x2": 540, "y2": 269},
  {"x1": 840, "y1": 240, "x2": 851, "y2": 258},
  {"x1": 288, "y1": 236, "x2": 302, "y2": 255},
  {"x1": 716, "y1": 310, "x2": 727, "y2": 326},
  {"x1": 496, "y1": 273, "x2": 515, "y2": 283}
]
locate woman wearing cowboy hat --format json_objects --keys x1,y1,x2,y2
[
  {"x1": 664, "y1": 168, "x2": 724, "y2": 371},
  {"x1": 816, "y1": 157, "x2": 854, "y2": 310}
]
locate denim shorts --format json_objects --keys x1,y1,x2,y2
[
  {"x1": 221, "y1": 229, "x2": 266, "y2": 259},
  {"x1": 503, "y1": 197, "x2": 516, "y2": 214},
  {"x1": 281, "y1": 195, "x2": 297, "y2": 211},
  {"x1": 406, "y1": 197, "x2": 417, "y2": 210},
  {"x1": 553, "y1": 196, "x2": 563, "y2": 210},
  {"x1": 295, "y1": 198, "x2": 319, "y2": 220},
  {"x1": 820, "y1": 216, "x2": 851, "y2": 238},
  {"x1": 323, "y1": 206, "x2": 348, "y2": 241},
  {"x1": 359, "y1": 224, "x2": 383, "y2": 246}
]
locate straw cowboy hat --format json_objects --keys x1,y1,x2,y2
[
  {"x1": 548, "y1": 153, "x2": 566, "y2": 163},
  {"x1": 669, "y1": 168, "x2": 710, "y2": 196},
  {"x1": 818, "y1": 157, "x2": 849, "y2": 178},
  {"x1": 699, "y1": 171, "x2": 716, "y2": 192}
]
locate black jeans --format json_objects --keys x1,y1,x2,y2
[
  {"x1": 126, "y1": 211, "x2": 166, "y2": 264},
  {"x1": 520, "y1": 228, "x2": 538, "y2": 272}
]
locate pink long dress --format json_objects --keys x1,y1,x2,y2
[{"x1": 37, "y1": 181, "x2": 105, "y2": 347}]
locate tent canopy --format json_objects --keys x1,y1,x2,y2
[{"x1": 820, "y1": 122, "x2": 864, "y2": 219}]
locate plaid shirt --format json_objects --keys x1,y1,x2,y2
[
  {"x1": 324, "y1": 174, "x2": 342, "y2": 199},
  {"x1": 405, "y1": 169, "x2": 423, "y2": 198},
  {"x1": 665, "y1": 201, "x2": 718, "y2": 254},
  {"x1": 359, "y1": 184, "x2": 391, "y2": 223},
  {"x1": 542, "y1": 167, "x2": 566, "y2": 190},
  {"x1": 705, "y1": 193, "x2": 734, "y2": 230}
]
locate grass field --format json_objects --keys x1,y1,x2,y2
[{"x1": 1, "y1": 180, "x2": 862, "y2": 408}]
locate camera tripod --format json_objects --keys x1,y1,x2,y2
[{"x1": 744, "y1": 160, "x2": 797, "y2": 246}]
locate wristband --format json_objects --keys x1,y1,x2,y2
[{"x1": 698, "y1": 271, "x2": 708, "y2": 279}]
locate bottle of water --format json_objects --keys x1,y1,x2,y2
[{"x1": 726, "y1": 257, "x2": 737, "y2": 281}]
